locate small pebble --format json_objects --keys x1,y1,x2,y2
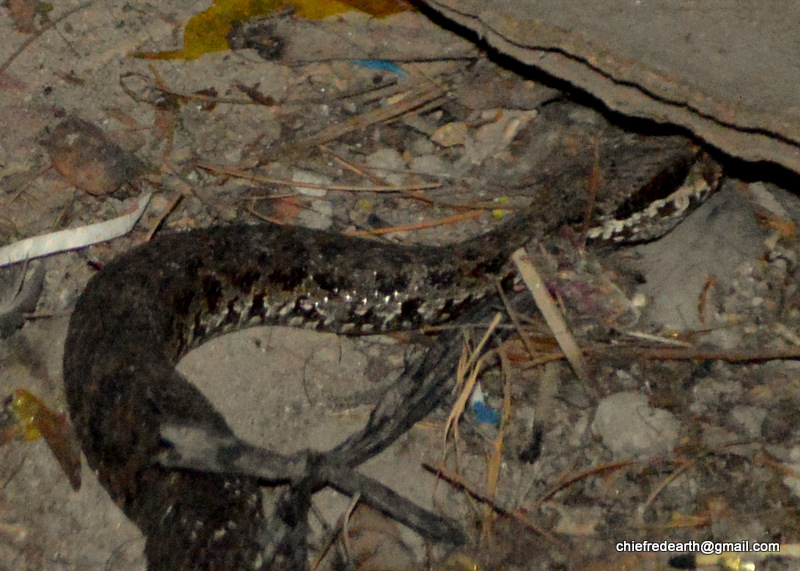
[{"x1": 592, "y1": 391, "x2": 679, "y2": 460}]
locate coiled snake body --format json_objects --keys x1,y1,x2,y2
[{"x1": 63, "y1": 151, "x2": 721, "y2": 569}]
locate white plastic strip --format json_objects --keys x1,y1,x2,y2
[{"x1": 0, "y1": 192, "x2": 152, "y2": 267}]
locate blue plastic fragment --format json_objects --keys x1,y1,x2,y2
[
  {"x1": 352, "y1": 60, "x2": 407, "y2": 77},
  {"x1": 472, "y1": 400, "x2": 501, "y2": 426}
]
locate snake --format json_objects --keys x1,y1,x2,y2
[{"x1": 62, "y1": 148, "x2": 721, "y2": 570}]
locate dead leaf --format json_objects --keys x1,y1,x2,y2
[
  {"x1": 41, "y1": 117, "x2": 146, "y2": 196},
  {"x1": 4, "y1": 389, "x2": 81, "y2": 491},
  {"x1": 7, "y1": 0, "x2": 48, "y2": 34}
]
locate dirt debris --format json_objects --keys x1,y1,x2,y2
[{"x1": 2, "y1": 2, "x2": 800, "y2": 570}]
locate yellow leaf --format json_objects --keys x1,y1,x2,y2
[
  {"x1": 6, "y1": 389, "x2": 82, "y2": 490},
  {"x1": 137, "y1": 0, "x2": 413, "y2": 60},
  {"x1": 139, "y1": 0, "x2": 284, "y2": 60}
]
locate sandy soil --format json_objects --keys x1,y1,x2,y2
[{"x1": 2, "y1": 2, "x2": 800, "y2": 570}]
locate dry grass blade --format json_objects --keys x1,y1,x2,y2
[
  {"x1": 0, "y1": 3, "x2": 92, "y2": 76},
  {"x1": 534, "y1": 460, "x2": 634, "y2": 508},
  {"x1": 511, "y1": 248, "x2": 589, "y2": 383},
  {"x1": 441, "y1": 313, "x2": 503, "y2": 457},
  {"x1": 422, "y1": 463, "x2": 563, "y2": 547},
  {"x1": 195, "y1": 162, "x2": 442, "y2": 192},
  {"x1": 280, "y1": 82, "x2": 447, "y2": 153},
  {"x1": 346, "y1": 210, "x2": 484, "y2": 237},
  {"x1": 486, "y1": 349, "x2": 513, "y2": 503}
]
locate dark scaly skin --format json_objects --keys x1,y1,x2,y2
[
  {"x1": 62, "y1": 206, "x2": 555, "y2": 570},
  {"x1": 63, "y1": 148, "x2": 721, "y2": 569}
]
